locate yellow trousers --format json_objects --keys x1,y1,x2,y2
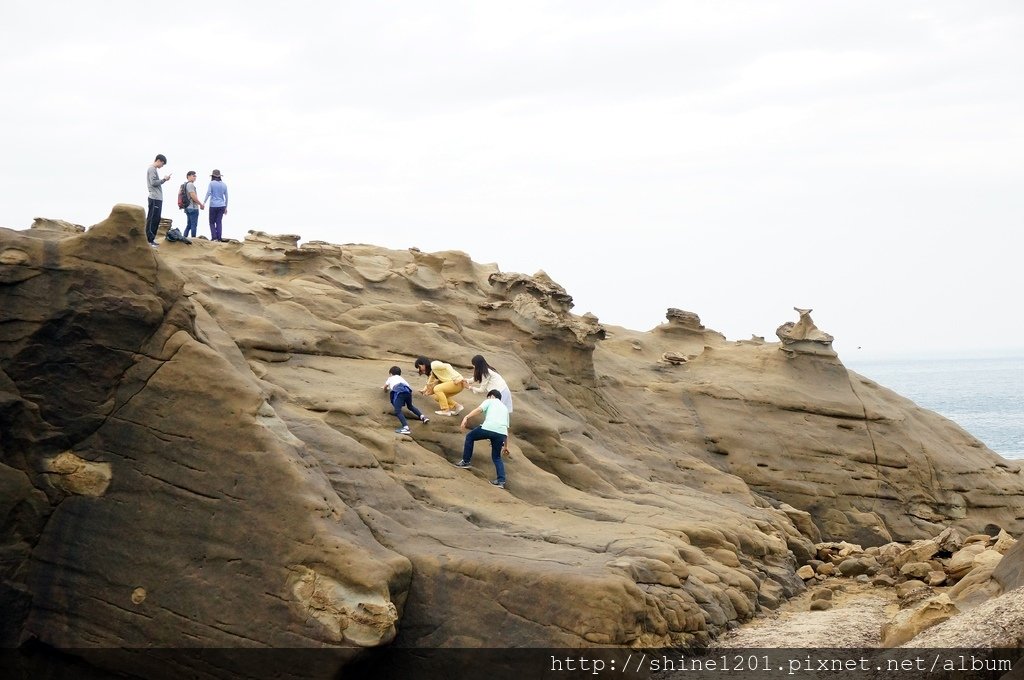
[{"x1": 431, "y1": 381, "x2": 464, "y2": 410}]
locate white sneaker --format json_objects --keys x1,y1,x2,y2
[
  {"x1": 435, "y1": 409, "x2": 454, "y2": 416},
  {"x1": 452, "y1": 404, "x2": 465, "y2": 415},
  {"x1": 420, "y1": 415, "x2": 430, "y2": 423}
]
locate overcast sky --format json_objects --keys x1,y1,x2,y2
[{"x1": 2, "y1": 1, "x2": 1022, "y2": 356}]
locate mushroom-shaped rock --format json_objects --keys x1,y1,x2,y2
[{"x1": 776, "y1": 308, "x2": 837, "y2": 357}]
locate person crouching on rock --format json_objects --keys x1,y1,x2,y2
[
  {"x1": 454, "y1": 389, "x2": 509, "y2": 489},
  {"x1": 414, "y1": 356, "x2": 465, "y2": 416},
  {"x1": 383, "y1": 366, "x2": 429, "y2": 435}
]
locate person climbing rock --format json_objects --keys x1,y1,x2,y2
[
  {"x1": 414, "y1": 356, "x2": 465, "y2": 416},
  {"x1": 464, "y1": 354, "x2": 513, "y2": 454},
  {"x1": 454, "y1": 390, "x2": 509, "y2": 489},
  {"x1": 382, "y1": 366, "x2": 429, "y2": 434}
]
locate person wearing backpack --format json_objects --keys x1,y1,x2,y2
[
  {"x1": 203, "y1": 169, "x2": 228, "y2": 242},
  {"x1": 181, "y1": 171, "x2": 205, "y2": 239}
]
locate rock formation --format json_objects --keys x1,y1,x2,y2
[
  {"x1": 716, "y1": 525, "x2": 1024, "y2": 652},
  {"x1": 3, "y1": 205, "x2": 1024, "y2": 675},
  {"x1": 800, "y1": 524, "x2": 1022, "y2": 646},
  {"x1": 776, "y1": 307, "x2": 836, "y2": 357}
]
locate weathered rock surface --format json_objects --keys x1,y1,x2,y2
[
  {"x1": 892, "y1": 538, "x2": 941, "y2": 567},
  {"x1": 947, "y1": 543, "x2": 989, "y2": 582},
  {"x1": 993, "y1": 536, "x2": 1024, "y2": 592},
  {"x1": 713, "y1": 533, "x2": 1024, "y2": 653},
  {"x1": 776, "y1": 307, "x2": 836, "y2": 358},
  {"x1": 1, "y1": 207, "x2": 409, "y2": 662},
  {"x1": 3, "y1": 206, "x2": 1024, "y2": 671},
  {"x1": 903, "y1": 584, "x2": 1024, "y2": 648},
  {"x1": 881, "y1": 594, "x2": 959, "y2": 647}
]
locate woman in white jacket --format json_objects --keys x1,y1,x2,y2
[
  {"x1": 464, "y1": 355, "x2": 513, "y2": 453},
  {"x1": 465, "y1": 355, "x2": 512, "y2": 410}
]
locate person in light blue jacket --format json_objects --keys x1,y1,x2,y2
[{"x1": 204, "y1": 169, "x2": 229, "y2": 241}]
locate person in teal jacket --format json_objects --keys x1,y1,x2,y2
[{"x1": 454, "y1": 390, "x2": 510, "y2": 489}]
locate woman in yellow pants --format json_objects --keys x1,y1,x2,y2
[{"x1": 414, "y1": 356, "x2": 465, "y2": 416}]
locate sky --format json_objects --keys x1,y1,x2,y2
[{"x1": 2, "y1": 1, "x2": 1022, "y2": 357}]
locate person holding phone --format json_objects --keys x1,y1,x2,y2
[{"x1": 145, "y1": 154, "x2": 171, "y2": 247}]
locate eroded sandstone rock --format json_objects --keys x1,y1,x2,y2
[
  {"x1": 881, "y1": 594, "x2": 958, "y2": 647},
  {"x1": 44, "y1": 452, "x2": 111, "y2": 496},
  {"x1": 993, "y1": 529, "x2": 1017, "y2": 554},
  {"x1": 896, "y1": 579, "x2": 932, "y2": 604},
  {"x1": 993, "y1": 538, "x2": 1024, "y2": 594},
  {"x1": 899, "y1": 562, "x2": 932, "y2": 580},
  {"x1": 4, "y1": 209, "x2": 1024, "y2": 669},
  {"x1": 935, "y1": 526, "x2": 965, "y2": 554},
  {"x1": 947, "y1": 543, "x2": 989, "y2": 583},
  {"x1": 290, "y1": 565, "x2": 399, "y2": 646},
  {"x1": 776, "y1": 308, "x2": 836, "y2": 358},
  {"x1": 948, "y1": 563, "x2": 1003, "y2": 609},
  {"x1": 893, "y1": 539, "x2": 941, "y2": 568},
  {"x1": 901, "y1": 584, "x2": 1024, "y2": 648},
  {"x1": 31, "y1": 217, "x2": 85, "y2": 234},
  {"x1": 665, "y1": 308, "x2": 705, "y2": 331},
  {"x1": 1, "y1": 207, "x2": 409, "y2": 667}
]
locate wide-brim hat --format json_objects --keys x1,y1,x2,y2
[{"x1": 211, "y1": 169, "x2": 223, "y2": 179}]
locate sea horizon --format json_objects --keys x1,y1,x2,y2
[{"x1": 844, "y1": 351, "x2": 1024, "y2": 461}]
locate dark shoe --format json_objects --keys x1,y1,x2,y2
[
  {"x1": 453, "y1": 460, "x2": 471, "y2": 469},
  {"x1": 490, "y1": 479, "x2": 506, "y2": 489}
]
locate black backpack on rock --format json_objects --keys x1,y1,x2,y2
[{"x1": 164, "y1": 227, "x2": 192, "y2": 245}]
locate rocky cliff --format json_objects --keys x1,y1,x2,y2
[{"x1": 2, "y1": 206, "x2": 1022, "y2": 672}]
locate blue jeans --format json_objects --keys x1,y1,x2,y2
[
  {"x1": 391, "y1": 390, "x2": 423, "y2": 428},
  {"x1": 183, "y1": 208, "x2": 199, "y2": 238},
  {"x1": 462, "y1": 427, "x2": 507, "y2": 483}
]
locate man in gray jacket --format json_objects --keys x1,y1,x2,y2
[{"x1": 146, "y1": 154, "x2": 171, "y2": 247}]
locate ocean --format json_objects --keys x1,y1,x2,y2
[{"x1": 844, "y1": 353, "x2": 1024, "y2": 461}]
